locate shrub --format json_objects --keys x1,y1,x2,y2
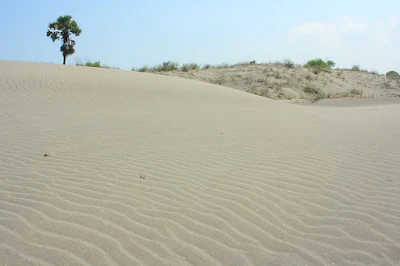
[
  {"x1": 202, "y1": 64, "x2": 211, "y2": 69},
  {"x1": 302, "y1": 85, "x2": 326, "y2": 102},
  {"x1": 100, "y1": 64, "x2": 118, "y2": 69},
  {"x1": 304, "y1": 58, "x2": 331, "y2": 74},
  {"x1": 283, "y1": 59, "x2": 295, "y2": 68},
  {"x1": 181, "y1": 63, "x2": 200, "y2": 72},
  {"x1": 76, "y1": 61, "x2": 100, "y2": 67},
  {"x1": 303, "y1": 85, "x2": 321, "y2": 94},
  {"x1": 351, "y1": 65, "x2": 361, "y2": 71},
  {"x1": 386, "y1": 70, "x2": 399, "y2": 79},
  {"x1": 216, "y1": 63, "x2": 230, "y2": 68},
  {"x1": 76, "y1": 61, "x2": 118, "y2": 69},
  {"x1": 304, "y1": 58, "x2": 328, "y2": 69},
  {"x1": 155, "y1": 61, "x2": 179, "y2": 71},
  {"x1": 209, "y1": 74, "x2": 225, "y2": 85},
  {"x1": 85, "y1": 61, "x2": 101, "y2": 67},
  {"x1": 370, "y1": 70, "x2": 379, "y2": 75},
  {"x1": 138, "y1": 66, "x2": 149, "y2": 72},
  {"x1": 326, "y1": 60, "x2": 336, "y2": 69},
  {"x1": 340, "y1": 88, "x2": 363, "y2": 98},
  {"x1": 309, "y1": 93, "x2": 326, "y2": 102},
  {"x1": 232, "y1": 62, "x2": 252, "y2": 67},
  {"x1": 349, "y1": 88, "x2": 363, "y2": 96},
  {"x1": 312, "y1": 68, "x2": 321, "y2": 75},
  {"x1": 271, "y1": 61, "x2": 282, "y2": 66}
]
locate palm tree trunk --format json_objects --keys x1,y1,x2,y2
[{"x1": 63, "y1": 55, "x2": 66, "y2": 65}]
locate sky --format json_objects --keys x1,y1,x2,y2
[{"x1": 1, "y1": 0, "x2": 399, "y2": 73}]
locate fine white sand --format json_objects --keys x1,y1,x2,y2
[{"x1": 1, "y1": 60, "x2": 400, "y2": 266}]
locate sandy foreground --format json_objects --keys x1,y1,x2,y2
[{"x1": 1, "y1": 61, "x2": 400, "y2": 266}]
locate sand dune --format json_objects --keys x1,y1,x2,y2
[
  {"x1": 1, "y1": 60, "x2": 400, "y2": 266},
  {"x1": 143, "y1": 63, "x2": 400, "y2": 102}
]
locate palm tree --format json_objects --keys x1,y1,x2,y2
[{"x1": 47, "y1": 15, "x2": 82, "y2": 65}]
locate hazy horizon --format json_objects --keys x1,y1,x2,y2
[{"x1": 1, "y1": 0, "x2": 399, "y2": 73}]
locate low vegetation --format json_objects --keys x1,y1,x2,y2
[
  {"x1": 386, "y1": 70, "x2": 399, "y2": 79},
  {"x1": 134, "y1": 66, "x2": 149, "y2": 72},
  {"x1": 133, "y1": 61, "x2": 267, "y2": 72},
  {"x1": 303, "y1": 85, "x2": 321, "y2": 94},
  {"x1": 213, "y1": 63, "x2": 232, "y2": 69},
  {"x1": 301, "y1": 87, "x2": 364, "y2": 102},
  {"x1": 302, "y1": 85, "x2": 326, "y2": 102},
  {"x1": 345, "y1": 65, "x2": 382, "y2": 75},
  {"x1": 77, "y1": 61, "x2": 100, "y2": 67},
  {"x1": 132, "y1": 61, "x2": 182, "y2": 72},
  {"x1": 181, "y1": 63, "x2": 200, "y2": 72},
  {"x1": 208, "y1": 74, "x2": 226, "y2": 85},
  {"x1": 154, "y1": 61, "x2": 179, "y2": 71},
  {"x1": 340, "y1": 89, "x2": 363, "y2": 97},
  {"x1": 349, "y1": 88, "x2": 363, "y2": 96},
  {"x1": 283, "y1": 59, "x2": 295, "y2": 69},
  {"x1": 326, "y1": 60, "x2": 336, "y2": 68},
  {"x1": 304, "y1": 59, "x2": 334, "y2": 74},
  {"x1": 370, "y1": 70, "x2": 379, "y2": 75},
  {"x1": 76, "y1": 60, "x2": 119, "y2": 69}
]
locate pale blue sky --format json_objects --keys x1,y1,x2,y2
[{"x1": 1, "y1": 0, "x2": 399, "y2": 73}]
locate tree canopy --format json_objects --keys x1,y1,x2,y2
[{"x1": 47, "y1": 15, "x2": 82, "y2": 65}]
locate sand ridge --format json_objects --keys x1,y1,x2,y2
[
  {"x1": 142, "y1": 62, "x2": 400, "y2": 102},
  {"x1": 1, "y1": 61, "x2": 400, "y2": 265}
]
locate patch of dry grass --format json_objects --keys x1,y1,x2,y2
[
  {"x1": 209, "y1": 74, "x2": 226, "y2": 85},
  {"x1": 181, "y1": 63, "x2": 200, "y2": 72}
]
